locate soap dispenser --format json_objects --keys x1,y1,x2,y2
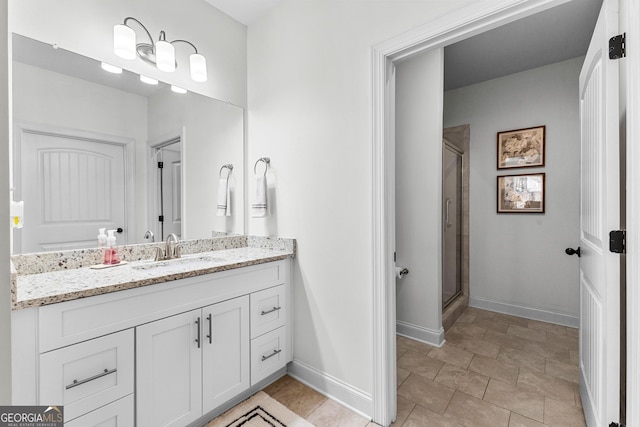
[
  {"x1": 97, "y1": 228, "x2": 107, "y2": 248},
  {"x1": 103, "y1": 229, "x2": 121, "y2": 265}
]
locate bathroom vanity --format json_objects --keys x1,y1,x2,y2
[{"x1": 10, "y1": 236, "x2": 295, "y2": 427}]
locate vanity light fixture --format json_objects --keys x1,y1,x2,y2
[
  {"x1": 101, "y1": 62, "x2": 123, "y2": 74},
  {"x1": 140, "y1": 75, "x2": 158, "y2": 85},
  {"x1": 113, "y1": 17, "x2": 208, "y2": 82},
  {"x1": 171, "y1": 85, "x2": 187, "y2": 94}
]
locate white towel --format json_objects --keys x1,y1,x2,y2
[
  {"x1": 216, "y1": 178, "x2": 231, "y2": 216},
  {"x1": 251, "y1": 175, "x2": 267, "y2": 218}
]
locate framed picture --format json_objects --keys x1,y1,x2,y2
[
  {"x1": 497, "y1": 125, "x2": 545, "y2": 169},
  {"x1": 497, "y1": 173, "x2": 545, "y2": 213}
]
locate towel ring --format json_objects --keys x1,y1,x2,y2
[
  {"x1": 254, "y1": 157, "x2": 270, "y2": 176},
  {"x1": 219, "y1": 164, "x2": 233, "y2": 179}
]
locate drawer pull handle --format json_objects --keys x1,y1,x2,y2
[
  {"x1": 261, "y1": 349, "x2": 282, "y2": 361},
  {"x1": 65, "y1": 368, "x2": 117, "y2": 390},
  {"x1": 261, "y1": 306, "x2": 282, "y2": 316}
]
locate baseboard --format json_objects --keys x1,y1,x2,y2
[
  {"x1": 396, "y1": 320, "x2": 445, "y2": 347},
  {"x1": 287, "y1": 359, "x2": 373, "y2": 420},
  {"x1": 469, "y1": 297, "x2": 579, "y2": 328}
]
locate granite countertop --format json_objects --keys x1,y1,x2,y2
[{"x1": 11, "y1": 236, "x2": 295, "y2": 310}]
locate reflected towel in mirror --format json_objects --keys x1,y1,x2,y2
[{"x1": 216, "y1": 178, "x2": 231, "y2": 216}]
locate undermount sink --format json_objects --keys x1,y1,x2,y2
[{"x1": 132, "y1": 254, "x2": 225, "y2": 271}]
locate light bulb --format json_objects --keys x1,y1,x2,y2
[
  {"x1": 101, "y1": 62, "x2": 123, "y2": 74},
  {"x1": 156, "y1": 40, "x2": 176, "y2": 72},
  {"x1": 113, "y1": 24, "x2": 136, "y2": 60},
  {"x1": 171, "y1": 85, "x2": 187, "y2": 94},
  {"x1": 190, "y1": 53, "x2": 207, "y2": 82},
  {"x1": 140, "y1": 75, "x2": 158, "y2": 85}
]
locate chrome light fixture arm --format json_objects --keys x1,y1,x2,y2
[
  {"x1": 122, "y1": 17, "x2": 156, "y2": 48},
  {"x1": 171, "y1": 39, "x2": 199, "y2": 54}
]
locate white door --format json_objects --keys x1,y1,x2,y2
[
  {"x1": 202, "y1": 296, "x2": 250, "y2": 414},
  {"x1": 17, "y1": 128, "x2": 127, "y2": 253},
  {"x1": 578, "y1": 0, "x2": 621, "y2": 425},
  {"x1": 160, "y1": 144, "x2": 182, "y2": 240},
  {"x1": 136, "y1": 310, "x2": 203, "y2": 427}
]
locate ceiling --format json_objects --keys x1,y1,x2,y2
[
  {"x1": 444, "y1": 0, "x2": 603, "y2": 90},
  {"x1": 203, "y1": 0, "x2": 282, "y2": 25},
  {"x1": 203, "y1": 0, "x2": 602, "y2": 91}
]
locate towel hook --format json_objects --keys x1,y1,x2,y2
[
  {"x1": 219, "y1": 164, "x2": 233, "y2": 179},
  {"x1": 254, "y1": 157, "x2": 270, "y2": 176}
]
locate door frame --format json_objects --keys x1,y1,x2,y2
[
  {"x1": 12, "y1": 121, "x2": 136, "y2": 253},
  {"x1": 370, "y1": 0, "x2": 617, "y2": 424},
  {"x1": 624, "y1": 1, "x2": 640, "y2": 425}
]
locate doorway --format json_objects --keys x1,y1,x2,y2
[
  {"x1": 371, "y1": 1, "x2": 603, "y2": 425},
  {"x1": 148, "y1": 132, "x2": 183, "y2": 242}
]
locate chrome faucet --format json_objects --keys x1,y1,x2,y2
[
  {"x1": 154, "y1": 233, "x2": 181, "y2": 261},
  {"x1": 165, "y1": 233, "x2": 180, "y2": 260}
]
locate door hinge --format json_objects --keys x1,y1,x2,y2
[
  {"x1": 394, "y1": 252, "x2": 397, "y2": 263},
  {"x1": 158, "y1": 161, "x2": 164, "y2": 169},
  {"x1": 609, "y1": 33, "x2": 626, "y2": 59},
  {"x1": 609, "y1": 230, "x2": 626, "y2": 254},
  {"x1": 158, "y1": 215, "x2": 164, "y2": 222}
]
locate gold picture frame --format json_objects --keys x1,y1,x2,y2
[
  {"x1": 497, "y1": 125, "x2": 545, "y2": 169},
  {"x1": 497, "y1": 173, "x2": 545, "y2": 214}
]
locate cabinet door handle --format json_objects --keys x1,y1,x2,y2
[
  {"x1": 195, "y1": 317, "x2": 201, "y2": 348},
  {"x1": 206, "y1": 314, "x2": 212, "y2": 344},
  {"x1": 261, "y1": 306, "x2": 281, "y2": 316},
  {"x1": 261, "y1": 349, "x2": 282, "y2": 361},
  {"x1": 65, "y1": 368, "x2": 117, "y2": 390}
]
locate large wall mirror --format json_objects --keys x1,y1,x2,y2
[{"x1": 11, "y1": 34, "x2": 244, "y2": 254}]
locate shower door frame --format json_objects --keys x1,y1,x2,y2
[{"x1": 442, "y1": 140, "x2": 463, "y2": 309}]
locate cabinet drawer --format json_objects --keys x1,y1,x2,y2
[
  {"x1": 251, "y1": 326, "x2": 287, "y2": 385},
  {"x1": 250, "y1": 285, "x2": 286, "y2": 338},
  {"x1": 64, "y1": 394, "x2": 134, "y2": 427},
  {"x1": 39, "y1": 329, "x2": 134, "y2": 422}
]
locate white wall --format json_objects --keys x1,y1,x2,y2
[
  {"x1": 148, "y1": 89, "x2": 244, "y2": 237},
  {"x1": 8, "y1": 0, "x2": 247, "y2": 107},
  {"x1": 444, "y1": 57, "x2": 583, "y2": 326},
  {"x1": 247, "y1": 0, "x2": 475, "y2": 406},
  {"x1": 0, "y1": 0, "x2": 11, "y2": 405},
  {"x1": 395, "y1": 50, "x2": 445, "y2": 345}
]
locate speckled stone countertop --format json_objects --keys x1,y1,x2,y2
[{"x1": 11, "y1": 236, "x2": 295, "y2": 310}]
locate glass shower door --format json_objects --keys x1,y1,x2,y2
[{"x1": 443, "y1": 143, "x2": 462, "y2": 308}]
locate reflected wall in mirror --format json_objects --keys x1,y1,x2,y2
[{"x1": 11, "y1": 34, "x2": 244, "y2": 254}]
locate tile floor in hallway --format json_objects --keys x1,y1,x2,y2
[{"x1": 260, "y1": 307, "x2": 586, "y2": 427}]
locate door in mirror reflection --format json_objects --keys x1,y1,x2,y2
[
  {"x1": 153, "y1": 141, "x2": 182, "y2": 241},
  {"x1": 16, "y1": 125, "x2": 129, "y2": 253}
]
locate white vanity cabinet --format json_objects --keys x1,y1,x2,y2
[
  {"x1": 12, "y1": 259, "x2": 291, "y2": 427},
  {"x1": 136, "y1": 296, "x2": 250, "y2": 427}
]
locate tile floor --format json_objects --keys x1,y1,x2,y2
[{"x1": 260, "y1": 307, "x2": 586, "y2": 427}]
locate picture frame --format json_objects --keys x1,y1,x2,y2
[
  {"x1": 497, "y1": 125, "x2": 545, "y2": 169},
  {"x1": 497, "y1": 173, "x2": 545, "y2": 213}
]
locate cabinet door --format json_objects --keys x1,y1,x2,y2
[
  {"x1": 202, "y1": 296, "x2": 250, "y2": 413},
  {"x1": 136, "y1": 310, "x2": 202, "y2": 427}
]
